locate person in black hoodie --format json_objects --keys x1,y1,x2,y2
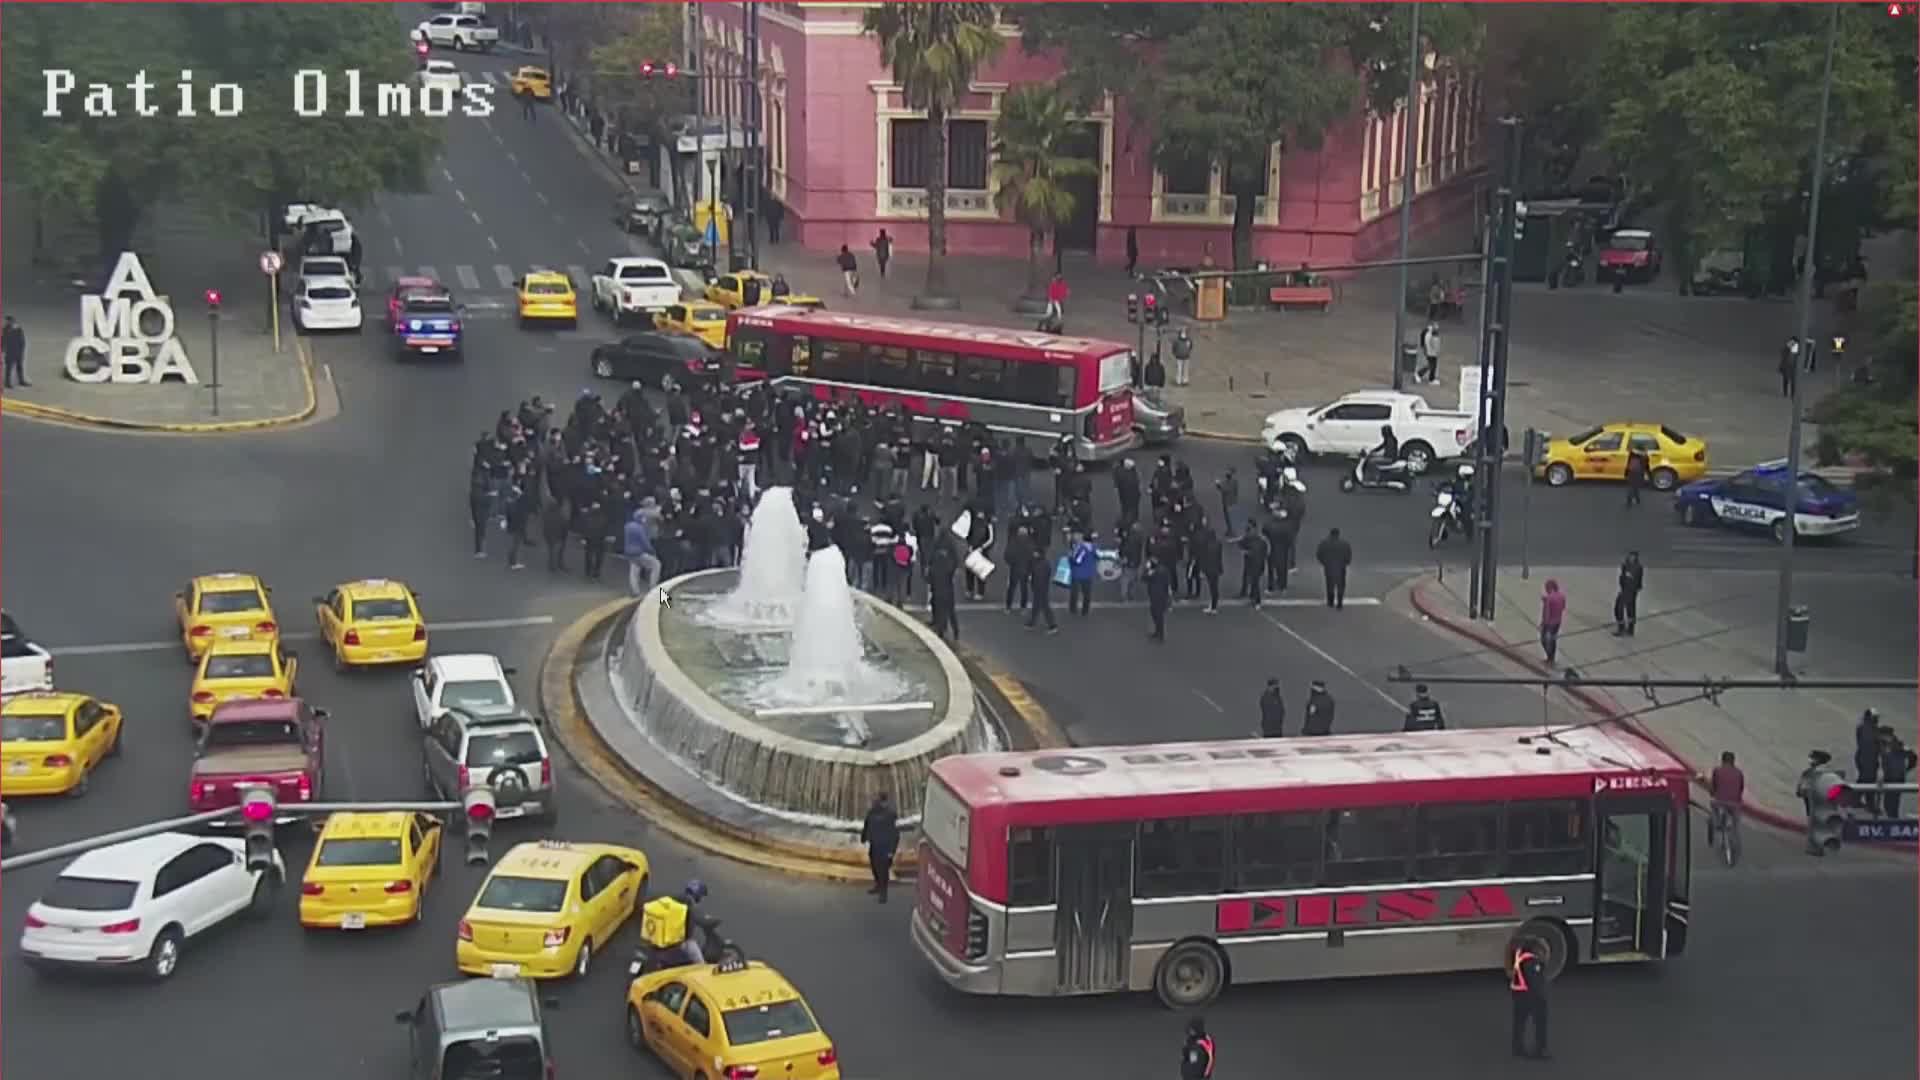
[
  {"x1": 927, "y1": 536, "x2": 961, "y2": 641},
  {"x1": 1315, "y1": 527, "x2": 1352, "y2": 610},
  {"x1": 503, "y1": 479, "x2": 534, "y2": 571},
  {"x1": 1302, "y1": 680, "x2": 1336, "y2": 735},
  {"x1": 1259, "y1": 678, "x2": 1287, "y2": 737},
  {"x1": 541, "y1": 497, "x2": 570, "y2": 572},
  {"x1": 1239, "y1": 527, "x2": 1270, "y2": 608},
  {"x1": 1194, "y1": 522, "x2": 1224, "y2": 614},
  {"x1": 1145, "y1": 555, "x2": 1173, "y2": 642},
  {"x1": 1115, "y1": 458, "x2": 1142, "y2": 528},
  {"x1": 1025, "y1": 541, "x2": 1059, "y2": 633},
  {"x1": 1003, "y1": 524, "x2": 1034, "y2": 613},
  {"x1": 580, "y1": 500, "x2": 610, "y2": 580},
  {"x1": 1854, "y1": 708, "x2": 1882, "y2": 802},
  {"x1": 859, "y1": 792, "x2": 900, "y2": 902}
]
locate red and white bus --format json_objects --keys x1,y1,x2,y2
[
  {"x1": 912, "y1": 726, "x2": 1691, "y2": 1007},
  {"x1": 727, "y1": 307, "x2": 1138, "y2": 461}
]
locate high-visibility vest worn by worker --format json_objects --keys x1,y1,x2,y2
[{"x1": 1509, "y1": 950, "x2": 1537, "y2": 993}]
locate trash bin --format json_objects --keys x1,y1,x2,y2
[
  {"x1": 1785, "y1": 605, "x2": 1811, "y2": 653},
  {"x1": 1400, "y1": 343, "x2": 1420, "y2": 373}
]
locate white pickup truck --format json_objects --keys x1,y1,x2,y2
[
  {"x1": 284, "y1": 204, "x2": 355, "y2": 257},
  {"x1": 1261, "y1": 390, "x2": 1476, "y2": 474},
  {"x1": 414, "y1": 13, "x2": 497, "y2": 51},
  {"x1": 591, "y1": 257, "x2": 682, "y2": 324},
  {"x1": 2, "y1": 612, "x2": 53, "y2": 698}
]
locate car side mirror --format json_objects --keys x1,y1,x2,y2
[
  {"x1": 532, "y1": 715, "x2": 546, "y2": 727},
  {"x1": 502, "y1": 666, "x2": 518, "y2": 676},
  {"x1": 412, "y1": 667, "x2": 426, "y2": 680},
  {"x1": 394, "y1": 1011, "x2": 413, "y2": 1025}
]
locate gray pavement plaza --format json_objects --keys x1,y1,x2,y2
[
  {"x1": 1, "y1": 195, "x2": 313, "y2": 428},
  {"x1": 2, "y1": 46, "x2": 1915, "y2": 1080},
  {"x1": 1412, "y1": 565, "x2": 1920, "y2": 823}
]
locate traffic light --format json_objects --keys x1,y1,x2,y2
[
  {"x1": 1805, "y1": 765, "x2": 1848, "y2": 855},
  {"x1": 1126, "y1": 293, "x2": 1139, "y2": 324},
  {"x1": 204, "y1": 289, "x2": 222, "y2": 312},
  {"x1": 239, "y1": 784, "x2": 277, "y2": 873},
  {"x1": 1141, "y1": 292, "x2": 1158, "y2": 325},
  {"x1": 640, "y1": 60, "x2": 679, "y2": 78},
  {"x1": 463, "y1": 786, "x2": 496, "y2": 865}
]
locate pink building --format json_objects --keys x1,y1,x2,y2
[{"x1": 700, "y1": 3, "x2": 1487, "y2": 269}]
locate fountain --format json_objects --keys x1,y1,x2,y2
[{"x1": 597, "y1": 487, "x2": 991, "y2": 832}]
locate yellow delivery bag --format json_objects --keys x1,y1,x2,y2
[{"x1": 640, "y1": 897, "x2": 689, "y2": 949}]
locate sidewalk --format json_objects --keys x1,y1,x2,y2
[
  {"x1": 560, "y1": 116, "x2": 1855, "y2": 471},
  {"x1": 1, "y1": 194, "x2": 315, "y2": 431},
  {"x1": 1403, "y1": 564, "x2": 1917, "y2": 828}
]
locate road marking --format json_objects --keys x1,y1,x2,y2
[
  {"x1": 47, "y1": 616, "x2": 556, "y2": 658},
  {"x1": 506, "y1": 151, "x2": 518, "y2": 165},
  {"x1": 456, "y1": 264, "x2": 482, "y2": 290},
  {"x1": 521, "y1": 170, "x2": 534, "y2": 184},
  {"x1": 455, "y1": 188, "x2": 467, "y2": 203},
  {"x1": 488, "y1": 235, "x2": 500, "y2": 252},
  {"x1": 494, "y1": 131, "x2": 505, "y2": 145},
  {"x1": 576, "y1": 238, "x2": 591, "y2": 254},
  {"x1": 566, "y1": 263, "x2": 590, "y2": 282},
  {"x1": 494, "y1": 264, "x2": 518, "y2": 288},
  {"x1": 442, "y1": 167, "x2": 455, "y2": 184},
  {"x1": 535, "y1": 191, "x2": 549, "y2": 204},
  {"x1": 1192, "y1": 688, "x2": 1225, "y2": 714},
  {"x1": 378, "y1": 207, "x2": 392, "y2": 227},
  {"x1": 391, "y1": 236, "x2": 403, "y2": 254},
  {"x1": 1258, "y1": 609, "x2": 1404, "y2": 712},
  {"x1": 480, "y1": 70, "x2": 500, "y2": 85},
  {"x1": 470, "y1": 208, "x2": 484, "y2": 225}
]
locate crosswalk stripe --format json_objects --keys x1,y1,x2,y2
[
  {"x1": 382, "y1": 265, "x2": 406, "y2": 285},
  {"x1": 494, "y1": 264, "x2": 518, "y2": 289},
  {"x1": 456, "y1": 265, "x2": 482, "y2": 290},
  {"x1": 479, "y1": 70, "x2": 499, "y2": 86},
  {"x1": 566, "y1": 264, "x2": 590, "y2": 284},
  {"x1": 417, "y1": 266, "x2": 440, "y2": 284}
]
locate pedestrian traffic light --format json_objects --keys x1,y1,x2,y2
[
  {"x1": 1806, "y1": 765, "x2": 1848, "y2": 854},
  {"x1": 1126, "y1": 293, "x2": 1139, "y2": 324},
  {"x1": 239, "y1": 784, "x2": 278, "y2": 873},
  {"x1": 204, "y1": 289, "x2": 222, "y2": 311},
  {"x1": 463, "y1": 786, "x2": 496, "y2": 865}
]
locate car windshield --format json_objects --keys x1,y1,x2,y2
[
  {"x1": 205, "y1": 655, "x2": 275, "y2": 679},
  {"x1": 316, "y1": 837, "x2": 403, "y2": 866},
  {"x1": 466, "y1": 732, "x2": 543, "y2": 768},
  {"x1": 3, "y1": 714, "x2": 66, "y2": 741},
  {"x1": 619, "y1": 265, "x2": 670, "y2": 282},
  {"x1": 475, "y1": 875, "x2": 567, "y2": 912},
  {"x1": 1659, "y1": 425, "x2": 1689, "y2": 445},
  {"x1": 1607, "y1": 234, "x2": 1650, "y2": 251},
  {"x1": 527, "y1": 282, "x2": 569, "y2": 296},
  {"x1": 1798, "y1": 477, "x2": 1845, "y2": 502},
  {"x1": 310, "y1": 286, "x2": 354, "y2": 301},
  {"x1": 305, "y1": 260, "x2": 348, "y2": 276},
  {"x1": 200, "y1": 589, "x2": 265, "y2": 614},
  {"x1": 203, "y1": 719, "x2": 298, "y2": 747},
  {"x1": 722, "y1": 1000, "x2": 819, "y2": 1045},
  {"x1": 352, "y1": 598, "x2": 412, "y2": 620},
  {"x1": 1564, "y1": 426, "x2": 1604, "y2": 446},
  {"x1": 443, "y1": 679, "x2": 511, "y2": 710},
  {"x1": 42, "y1": 875, "x2": 139, "y2": 912},
  {"x1": 405, "y1": 297, "x2": 455, "y2": 314},
  {"x1": 443, "y1": 1037, "x2": 544, "y2": 1080}
]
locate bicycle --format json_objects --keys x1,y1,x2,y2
[{"x1": 1708, "y1": 801, "x2": 1741, "y2": 867}]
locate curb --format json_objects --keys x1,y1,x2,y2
[
  {"x1": 1406, "y1": 579, "x2": 1907, "y2": 851},
  {"x1": 0, "y1": 338, "x2": 319, "y2": 434},
  {"x1": 955, "y1": 643, "x2": 1073, "y2": 751}
]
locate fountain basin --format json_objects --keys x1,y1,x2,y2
[{"x1": 609, "y1": 568, "x2": 989, "y2": 827}]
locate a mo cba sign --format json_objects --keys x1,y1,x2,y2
[{"x1": 64, "y1": 252, "x2": 200, "y2": 385}]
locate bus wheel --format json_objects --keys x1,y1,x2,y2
[
  {"x1": 1153, "y1": 940, "x2": 1227, "y2": 1009},
  {"x1": 1510, "y1": 919, "x2": 1574, "y2": 982}
]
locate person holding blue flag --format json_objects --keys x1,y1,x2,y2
[{"x1": 1067, "y1": 529, "x2": 1098, "y2": 616}]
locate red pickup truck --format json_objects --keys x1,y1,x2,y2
[{"x1": 189, "y1": 698, "x2": 327, "y2": 822}]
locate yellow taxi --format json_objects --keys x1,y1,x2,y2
[
  {"x1": 190, "y1": 639, "x2": 298, "y2": 727},
  {"x1": 299, "y1": 811, "x2": 444, "y2": 930},
  {"x1": 510, "y1": 66, "x2": 553, "y2": 100},
  {"x1": 1537, "y1": 422, "x2": 1709, "y2": 490},
  {"x1": 174, "y1": 572, "x2": 280, "y2": 662},
  {"x1": 1, "y1": 692, "x2": 122, "y2": 797},
  {"x1": 314, "y1": 578, "x2": 428, "y2": 671},
  {"x1": 626, "y1": 950, "x2": 841, "y2": 1080},
  {"x1": 517, "y1": 269, "x2": 578, "y2": 328},
  {"x1": 704, "y1": 271, "x2": 775, "y2": 311},
  {"x1": 654, "y1": 300, "x2": 729, "y2": 349},
  {"x1": 457, "y1": 840, "x2": 650, "y2": 980}
]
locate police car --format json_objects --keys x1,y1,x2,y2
[
  {"x1": 1674, "y1": 460, "x2": 1860, "y2": 543},
  {"x1": 389, "y1": 277, "x2": 463, "y2": 360}
]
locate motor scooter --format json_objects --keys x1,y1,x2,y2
[
  {"x1": 628, "y1": 916, "x2": 726, "y2": 979},
  {"x1": 1338, "y1": 455, "x2": 1413, "y2": 495},
  {"x1": 1428, "y1": 489, "x2": 1468, "y2": 547}
]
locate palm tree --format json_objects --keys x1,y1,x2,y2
[
  {"x1": 991, "y1": 84, "x2": 1099, "y2": 310},
  {"x1": 862, "y1": 2, "x2": 1003, "y2": 309}
]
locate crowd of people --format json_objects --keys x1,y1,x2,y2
[{"x1": 463, "y1": 377, "x2": 1362, "y2": 651}]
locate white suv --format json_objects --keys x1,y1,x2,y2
[
  {"x1": 422, "y1": 706, "x2": 555, "y2": 824},
  {"x1": 591, "y1": 257, "x2": 681, "y2": 324}
]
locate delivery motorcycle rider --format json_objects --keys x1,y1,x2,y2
[{"x1": 629, "y1": 879, "x2": 726, "y2": 977}]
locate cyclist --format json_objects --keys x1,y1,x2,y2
[{"x1": 1707, "y1": 751, "x2": 1746, "y2": 864}]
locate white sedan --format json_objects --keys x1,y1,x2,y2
[
  {"x1": 419, "y1": 59, "x2": 463, "y2": 95},
  {"x1": 295, "y1": 276, "x2": 363, "y2": 332},
  {"x1": 410, "y1": 652, "x2": 517, "y2": 730},
  {"x1": 21, "y1": 832, "x2": 283, "y2": 981}
]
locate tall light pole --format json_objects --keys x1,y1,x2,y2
[
  {"x1": 1389, "y1": 2, "x2": 1423, "y2": 392},
  {"x1": 1774, "y1": 3, "x2": 1841, "y2": 676}
]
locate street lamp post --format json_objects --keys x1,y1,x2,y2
[
  {"x1": 1773, "y1": 3, "x2": 1841, "y2": 676},
  {"x1": 1389, "y1": 2, "x2": 1423, "y2": 392}
]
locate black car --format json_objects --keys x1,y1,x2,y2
[
  {"x1": 589, "y1": 331, "x2": 721, "y2": 387},
  {"x1": 613, "y1": 188, "x2": 672, "y2": 237}
]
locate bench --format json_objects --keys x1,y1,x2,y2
[{"x1": 1268, "y1": 284, "x2": 1335, "y2": 312}]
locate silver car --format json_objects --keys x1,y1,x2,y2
[
  {"x1": 1134, "y1": 386, "x2": 1186, "y2": 445},
  {"x1": 397, "y1": 978, "x2": 554, "y2": 1080},
  {"x1": 614, "y1": 188, "x2": 672, "y2": 239},
  {"x1": 421, "y1": 705, "x2": 556, "y2": 823}
]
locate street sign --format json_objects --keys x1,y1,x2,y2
[
  {"x1": 260, "y1": 251, "x2": 283, "y2": 275},
  {"x1": 1843, "y1": 818, "x2": 1917, "y2": 845}
]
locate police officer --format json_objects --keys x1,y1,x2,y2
[
  {"x1": 1302, "y1": 680, "x2": 1335, "y2": 735},
  {"x1": 1179, "y1": 1017, "x2": 1215, "y2": 1080},
  {"x1": 1404, "y1": 683, "x2": 1445, "y2": 731},
  {"x1": 1509, "y1": 939, "x2": 1550, "y2": 1059},
  {"x1": 1258, "y1": 678, "x2": 1286, "y2": 737}
]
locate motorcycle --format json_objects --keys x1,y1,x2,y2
[
  {"x1": 1428, "y1": 489, "x2": 1468, "y2": 547},
  {"x1": 628, "y1": 915, "x2": 726, "y2": 979},
  {"x1": 1338, "y1": 455, "x2": 1413, "y2": 495}
]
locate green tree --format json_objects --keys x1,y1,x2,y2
[
  {"x1": 990, "y1": 84, "x2": 1098, "y2": 303},
  {"x1": 862, "y1": 2, "x2": 1003, "y2": 307},
  {"x1": 1016, "y1": 4, "x2": 1475, "y2": 269},
  {"x1": 586, "y1": 4, "x2": 687, "y2": 198},
  {"x1": 1591, "y1": 5, "x2": 1906, "y2": 286},
  {"x1": 1475, "y1": 4, "x2": 1614, "y2": 191},
  {"x1": 1810, "y1": 279, "x2": 1919, "y2": 489}
]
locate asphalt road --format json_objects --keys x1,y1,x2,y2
[{"x1": 3, "y1": 48, "x2": 1915, "y2": 1080}]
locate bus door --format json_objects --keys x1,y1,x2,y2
[
  {"x1": 1051, "y1": 824, "x2": 1134, "y2": 994},
  {"x1": 1592, "y1": 796, "x2": 1671, "y2": 960}
]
